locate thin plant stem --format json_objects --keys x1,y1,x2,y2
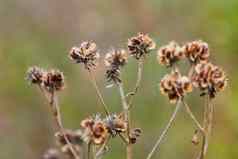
[
  {"x1": 117, "y1": 82, "x2": 132, "y2": 159},
  {"x1": 95, "y1": 136, "x2": 111, "y2": 159},
  {"x1": 127, "y1": 58, "x2": 144, "y2": 110},
  {"x1": 146, "y1": 99, "x2": 182, "y2": 159},
  {"x1": 88, "y1": 70, "x2": 110, "y2": 115},
  {"x1": 38, "y1": 85, "x2": 80, "y2": 159},
  {"x1": 88, "y1": 142, "x2": 91, "y2": 159},
  {"x1": 182, "y1": 100, "x2": 204, "y2": 133},
  {"x1": 199, "y1": 95, "x2": 213, "y2": 159}
]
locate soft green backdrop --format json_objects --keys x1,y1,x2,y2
[{"x1": 0, "y1": 0, "x2": 236, "y2": 159}]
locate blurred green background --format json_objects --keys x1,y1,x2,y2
[{"x1": 0, "y1": 0, "x2": 236, "y2": 158}]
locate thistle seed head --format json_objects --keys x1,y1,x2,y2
[
  {"x1": 160, "y1": 70, "x2": 193, "y2": 103},
  {"x1": 69, "y1": 41, "x2": 100, "y2": 70},
  {"x1": 128, "y1": 32, "x2": 156, "y2": 59},
  {"x1": 192, "y1": 62, "x2": 227, "y2": 98},
  {"x1": 26, "y1": 66, "x2": 44, "y2": 84},
  {"x1": 183, "y1": 40, "x2": 209, "y2": 64},
  {"x1": 157, "y1": 41, "x2": 185, "y2": 67}
]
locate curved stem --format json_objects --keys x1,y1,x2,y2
[
  {"x1": 146, "y1": 100, "x2": 182, "y2": 159},
  {"x1": 127, "y1": 59, "x2": 144, "y2": 110},
  {"x1": 88, "y1": 70, "x2": 110, "y2": 115},
  {"x1": 95, "y1": 136, "x2": 111, "y2": 159}
]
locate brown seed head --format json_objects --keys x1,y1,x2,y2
[
  {"x1": 183, "y1": 40, "x2": 209, "y2": 63},
  {"x1": 157, "y1": 41, "x2": 185, "y2": 67},
  {"x1": 104, "y1": 114, "x2": 127, "y2": 136},
  {"x1": 105, "y1": 49, "x2": 128, "y2": 83},
  {"x1": 80, "y1": 115, "x2": 108, "y2": 145},
  {"x1": 69, "y1": 41, "x2": 100, "y2": 70},
  {"x1": 128, "y1": 32, "x2": 156, "y2": 59},
  {"x1": 26, "y1": 66, "x2": 44, "y2": 84},
  {"x1": 192, "y1": 62, "x2": 227, "y2": 98},
  {"x1": 160, "y1": 70, "x2": 193, "y2": 103},
  {"x1": 42, "y1": 69, "x2": 64, "y2": 92}
]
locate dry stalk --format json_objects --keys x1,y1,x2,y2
[
  {"x1": 88, "y1": 70, "x2": 110, "y2": 115},
  {"x1": 146, "y1": 99, "x2": 182, "y2": 159},
  {"x1": 117, "y1": 82, "x2": 132, "y2": 159},
  {"x1": 38, "y1": 85, "x2": 80, "y2": 159}
]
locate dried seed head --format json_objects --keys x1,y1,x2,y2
[
  {"x1": 192, "y1": 62, "x2": 227, "y2": 98},
  {"x1": 160, "y1": 70, "x2": 193, "y2": 103},
  {"x1": 69, "y1": 41, "x2": 100, "y2": 70},
  {"x1": 80, "y1": 115, "x2": 109, "y2": 145},
  {"x1": 105, "y1": 49, "x2": 128, "y2": 83},
  {"x1": 43, "y1": 148, "x2": 61, "y2": 159},
  {"x1": 191, "y1": 130, "x2": 200, "y2": 146},
  {"x1": 42, "y1": 69, "x2": 64, "y2": 92},
  {"x1": 128, "y1": 32, "x2": 156, "y2": 59},
  {"x1": 26, "y1": 66, "x2": 44, "y2": 84},
  {"x1": 104, "y1": 114, "x2": 127, "y2": 136},
  {"x1": 157, "y1": 41, "x2": 185, "y2": 67},
  {"x1": 183, "y1": 40, "x2": 209, "y2": 63},
  {"x1": 129, "y1": 128, "x2": 142, "y2": 144}
]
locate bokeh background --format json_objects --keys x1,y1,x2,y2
[{"x1": 0, "y1": 0, "x2": 237, "y2": 159}]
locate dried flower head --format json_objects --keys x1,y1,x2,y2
[
  {"x1": 183, "y1": 40, "x2": 209, "y2": 63},
  {"x1": 105, "y1": 49, "x2": 128, "y2": 83},
  {"x1": 157, "y1": 41, "x2": 185, "y2": 67},
  {"x1": 43, "y1": 148, "x2": 61, "y2": 159},
  {"x1": 160, "y1": 70, "x2": 193, "y2": 103},
  {"x1": 128, "y1": 32, "x2": 156, "y2": 59},
  {"x1": 192, "y1": 62, "x2": 227, "y2": 98},
  {"x1": 80, "y1": 115, "x2": 109, "y2": 145},
  {"x1": 42, "y1": 69, "x2": 64, "y2": 92},
  {"x1": 69, "y1": 41, "x2": 100, "y2": 70},
  {"x1": 129, "y1": 128, "x2": 142, "y2": 144},
  {"x1": 26, "y1": 66, "x2": 44, "y2": 84},
  {"x1": 104, "y1": 114, "x2": 127, "y2": 137}
]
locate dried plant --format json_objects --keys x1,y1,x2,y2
[{"x1": 26, "y1": 34, "x2": 227, "y2": 159}]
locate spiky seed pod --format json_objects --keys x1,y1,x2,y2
[
  {"x1": 26, "y1": 66, "x2": 44, "y2": 84},
  {"x1": 160, "y1": 71, "x2": 193, "y2": 103},
  {"x1": 69, "y1": 41, "x2": 100, "y2": 70},
  {"x1": 183, "y1": 40, "x2": 209, "y2": 63},
  {"x1": 43, "y1": 148, "x2": 61, "y2": 159},
  {"x1": 104, "y1": 114, "x2": 127, "y2": 137},
  {"x1": 80, "y1": 115, "x2": 109, "y2": 145},
  {"x1": 105, "y1": 49, "x2": 128, "y2": 83},
  {"x1": 157, "y1": 41, "x2": 185, "y2": 67},
  {"x1": 42, "y1": 69, "x2": 64, "y2": 93},
  {"x1": 128, "y1": 32, "x2": 156, "y2": 59},
  {"x1": 192, "y1": 62, "x2": 227, "y2": 98}
]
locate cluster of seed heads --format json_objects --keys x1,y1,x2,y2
[
  {"x1": 158, "y1": 40, "x2": 227, "y2": 103},
  {"x1": 26, "y1": 66, "x2": 64, "y2": 93},
  {"x1": 26, "y1": 33, "x2": 228, "y2": 159}
]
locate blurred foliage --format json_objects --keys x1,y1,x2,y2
[{"x1": 0, "y1": 0, "x2": 237, "y2": 159}]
